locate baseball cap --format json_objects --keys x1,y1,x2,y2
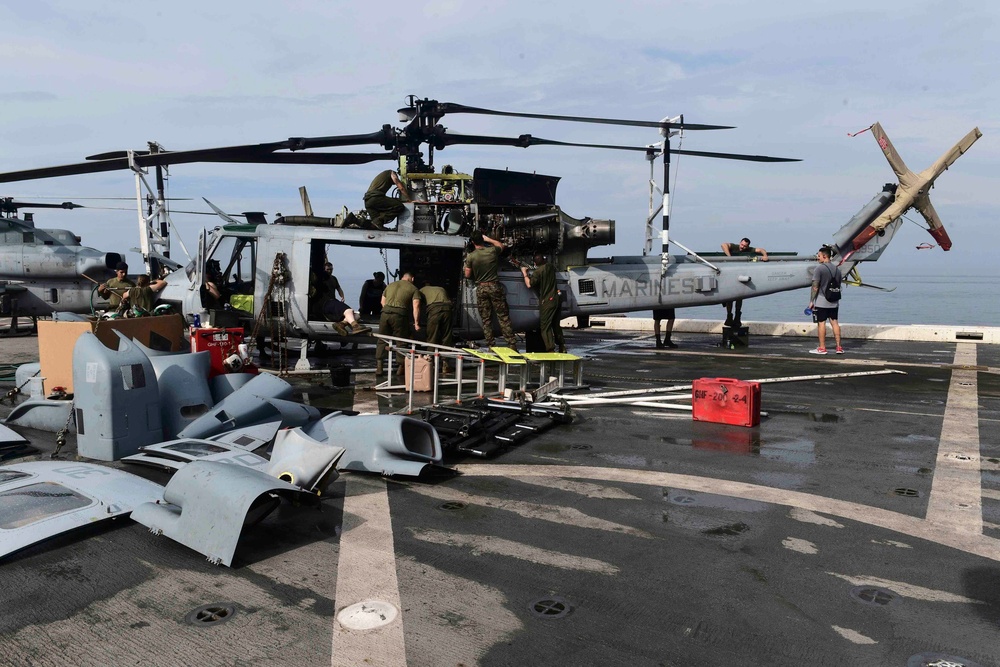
[{"x1": 115, "y1": 262, "x2": 129, "y2": 271}]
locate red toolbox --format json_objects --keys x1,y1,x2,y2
[
  {"x1": 691, "y1": 377, "x2": 761, "y2": 427},
  {"x1": 190, "y1": 327, "x2": 246, "y2": 377}
]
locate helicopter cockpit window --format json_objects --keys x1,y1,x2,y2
[
  {"x1": 206, "y1": 237, "x2": 256, "y2": 294},
  {"x1": 202, "y1": 236, "x2": 257, "y2": 311}
]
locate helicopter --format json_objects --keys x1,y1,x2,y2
[
  {"x1": 0, "y1": 198, "x2": 125, "y2": 334},
  {"x1": 0, "y1": 97, "x2": 981, "y2": 349}
]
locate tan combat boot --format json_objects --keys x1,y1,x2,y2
[{"x1": 332, "y1": 321, "x2": 349, "y2": 336}]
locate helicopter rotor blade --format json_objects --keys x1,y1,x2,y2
[
  {"x1": 202, "y1": 197, "x2": 242, "y2": 224},
  {"x1": 0, "y1": 198, "x2": 85, "y2": 212},
  {"x1": 440, "y1": 132, "x2": 652, "y2": 151},
  {"x1": 439, "y1": 133, "x2": 800, "y2": 162},
  {"x1": 83, "y1": 129, "x2": 394, "y2": 163},
  {"x1": 9, "y1": 195, "x2": 193, "y2": 201},
  {"x1": 0, "y1": 149, "x2": 397, "y2": 184},
  {"x1": 671, "y1": 148, "x2": 800, "y2": 163},
  {"x1": 196, "y1": 152, "x2": 397, "y2": 166},
  {"x1": 429, "y1": 102, "x2": 735, "y2": 131}
]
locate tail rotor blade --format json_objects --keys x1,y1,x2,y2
[
  {"x1": 919, "y1": 126, "x2": 983, "y2": 180},
  {"x1": 913, "y1": 195, "x2": 952, "y2": 251}
]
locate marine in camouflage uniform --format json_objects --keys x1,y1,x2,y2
[
  {"x1": 376, "y1": 272, "x2": 422, "y2": 374},
  {"x1": 520, "y1": 254, "x2": 565, "y2": 353},
  {"x1": 464, "y1": 233, "x2": 517, "y2": 349},
  {"x1": 364, "y1": 170, "x2": 410, "y2": 229}
]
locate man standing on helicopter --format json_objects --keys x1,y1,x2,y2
[
  {"x1": 465, "y1": 232, "x2": 518, "y2": 351},
  {"x1": 720, "y1": 237, "x2": 768, "y2": 327},
  {"x1": 364, "y1": 169, "x2": 411, "y2": 230}
]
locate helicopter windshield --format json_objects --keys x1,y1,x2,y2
[{"x1": 206, "y1": 236, "x2": 256, "y2": 296}]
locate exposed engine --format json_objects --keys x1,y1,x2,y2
[
  {"x1": 481, "y1": 209, "x2": 614, "y2": 269},
  {"x1": 402, "y1": 165, "x2": 615, "y2": 268}
]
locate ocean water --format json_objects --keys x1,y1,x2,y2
[{"x1": 640, "y1": 274, "x2": 999, "y2": 328}]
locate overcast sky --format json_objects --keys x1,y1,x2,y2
[{"x1": 1, "y1": 0, "x2": 995, "y2": 298}]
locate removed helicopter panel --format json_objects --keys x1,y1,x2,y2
[
  {"x1": 130, "y1": 460, "x2": 317, "y2": 567},
  {"x1": 0, "y1": 461, "x2": 163, "y2": 561}
]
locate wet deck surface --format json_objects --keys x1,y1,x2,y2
[{"x1": 2, "y1": 329, "x2": 999, "y2": 666}]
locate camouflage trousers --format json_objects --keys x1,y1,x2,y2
[{"x1": 476, "y1": 281, "x2": 517, "y2": 348}]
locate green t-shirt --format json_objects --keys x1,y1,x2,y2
[
  {"x1": 128, "y1": 286, "x2": 154, "y2": 312},
  {"x1": 464, "y1": 246, "x2": 501, "y2": 283},
  {"x1": 724, "y1": 243, "x2": 756, "y2": 257},
  {"x1": 529, "y1": 262, "x2": 558, "y2": 301},
  {"x1": 104, "y1": 276, "x2": 136, "y2": 307},
  {"x1": 383, "y1": 279, "x2": 420, "y2": 309},
  {"x1": 420, "y1": 285, "x2": 451, "y2": 306},
  {"x1": 365, "y1": 170, "x2": 395, "y2": 198}
]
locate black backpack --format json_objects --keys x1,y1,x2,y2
[{"x1": 823, "y1": 265, "x2": 842, "y2": 302}]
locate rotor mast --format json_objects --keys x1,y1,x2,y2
[
  {"x1": 643, "y1": 116, "x2": 681, "y2": 274},
  {"x1": 129, "y1": 143, "x2": 187, "y2": 277}
]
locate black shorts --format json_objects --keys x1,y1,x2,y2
[
  {"x1": 653, "y1": 308, "x2": 675, "y2": 320},
  {"x1": 814, "y1": 306, "x2": 838, "y2": 323},
  {"x1": 322, "y1": 299, "x2": 349, "y2": 321}
]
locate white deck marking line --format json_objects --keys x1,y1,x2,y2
[
  {"x1": 831, "y1": 626, "x2": 878, "y2": 645},
  {"x1": 408, "y1": 484, "x2": 652, "y2": 537},
  {"x1": 410, "y1": 529, "x2": 619, "y2": 574},
  {"x1": 331, "y1": 475, "x2": 406, "y2": 667},
  {"x1": 825, "y1": 572, "x2": 985, "y2": 604},
  {"x1": 351, "y1": 385, "x2": 380, "y2": 415},
  {"x1": 519, "y1": 477, "x2": 643, "y2": 500},
  {"x1": 925, "y1": 343, "x2": 982, "y2": 534},
  {"x1": 453, "y1": 465, "x2": 1000, "y2": 562}
]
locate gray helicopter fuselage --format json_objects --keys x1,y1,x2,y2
[
  {"x1": 0, "y1": 216, "x2": 122, "y2": 317},
  {"x1": 154, "y1": 184, "x2": 901, "y2": 342}
]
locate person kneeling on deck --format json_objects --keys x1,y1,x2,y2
[{"x1": 376, "y1": 271, "x2": 422, "y2": 376}]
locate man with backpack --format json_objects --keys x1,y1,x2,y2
[{"x1": 807, "y1": 246, "x2": 844, "y2": 355}]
